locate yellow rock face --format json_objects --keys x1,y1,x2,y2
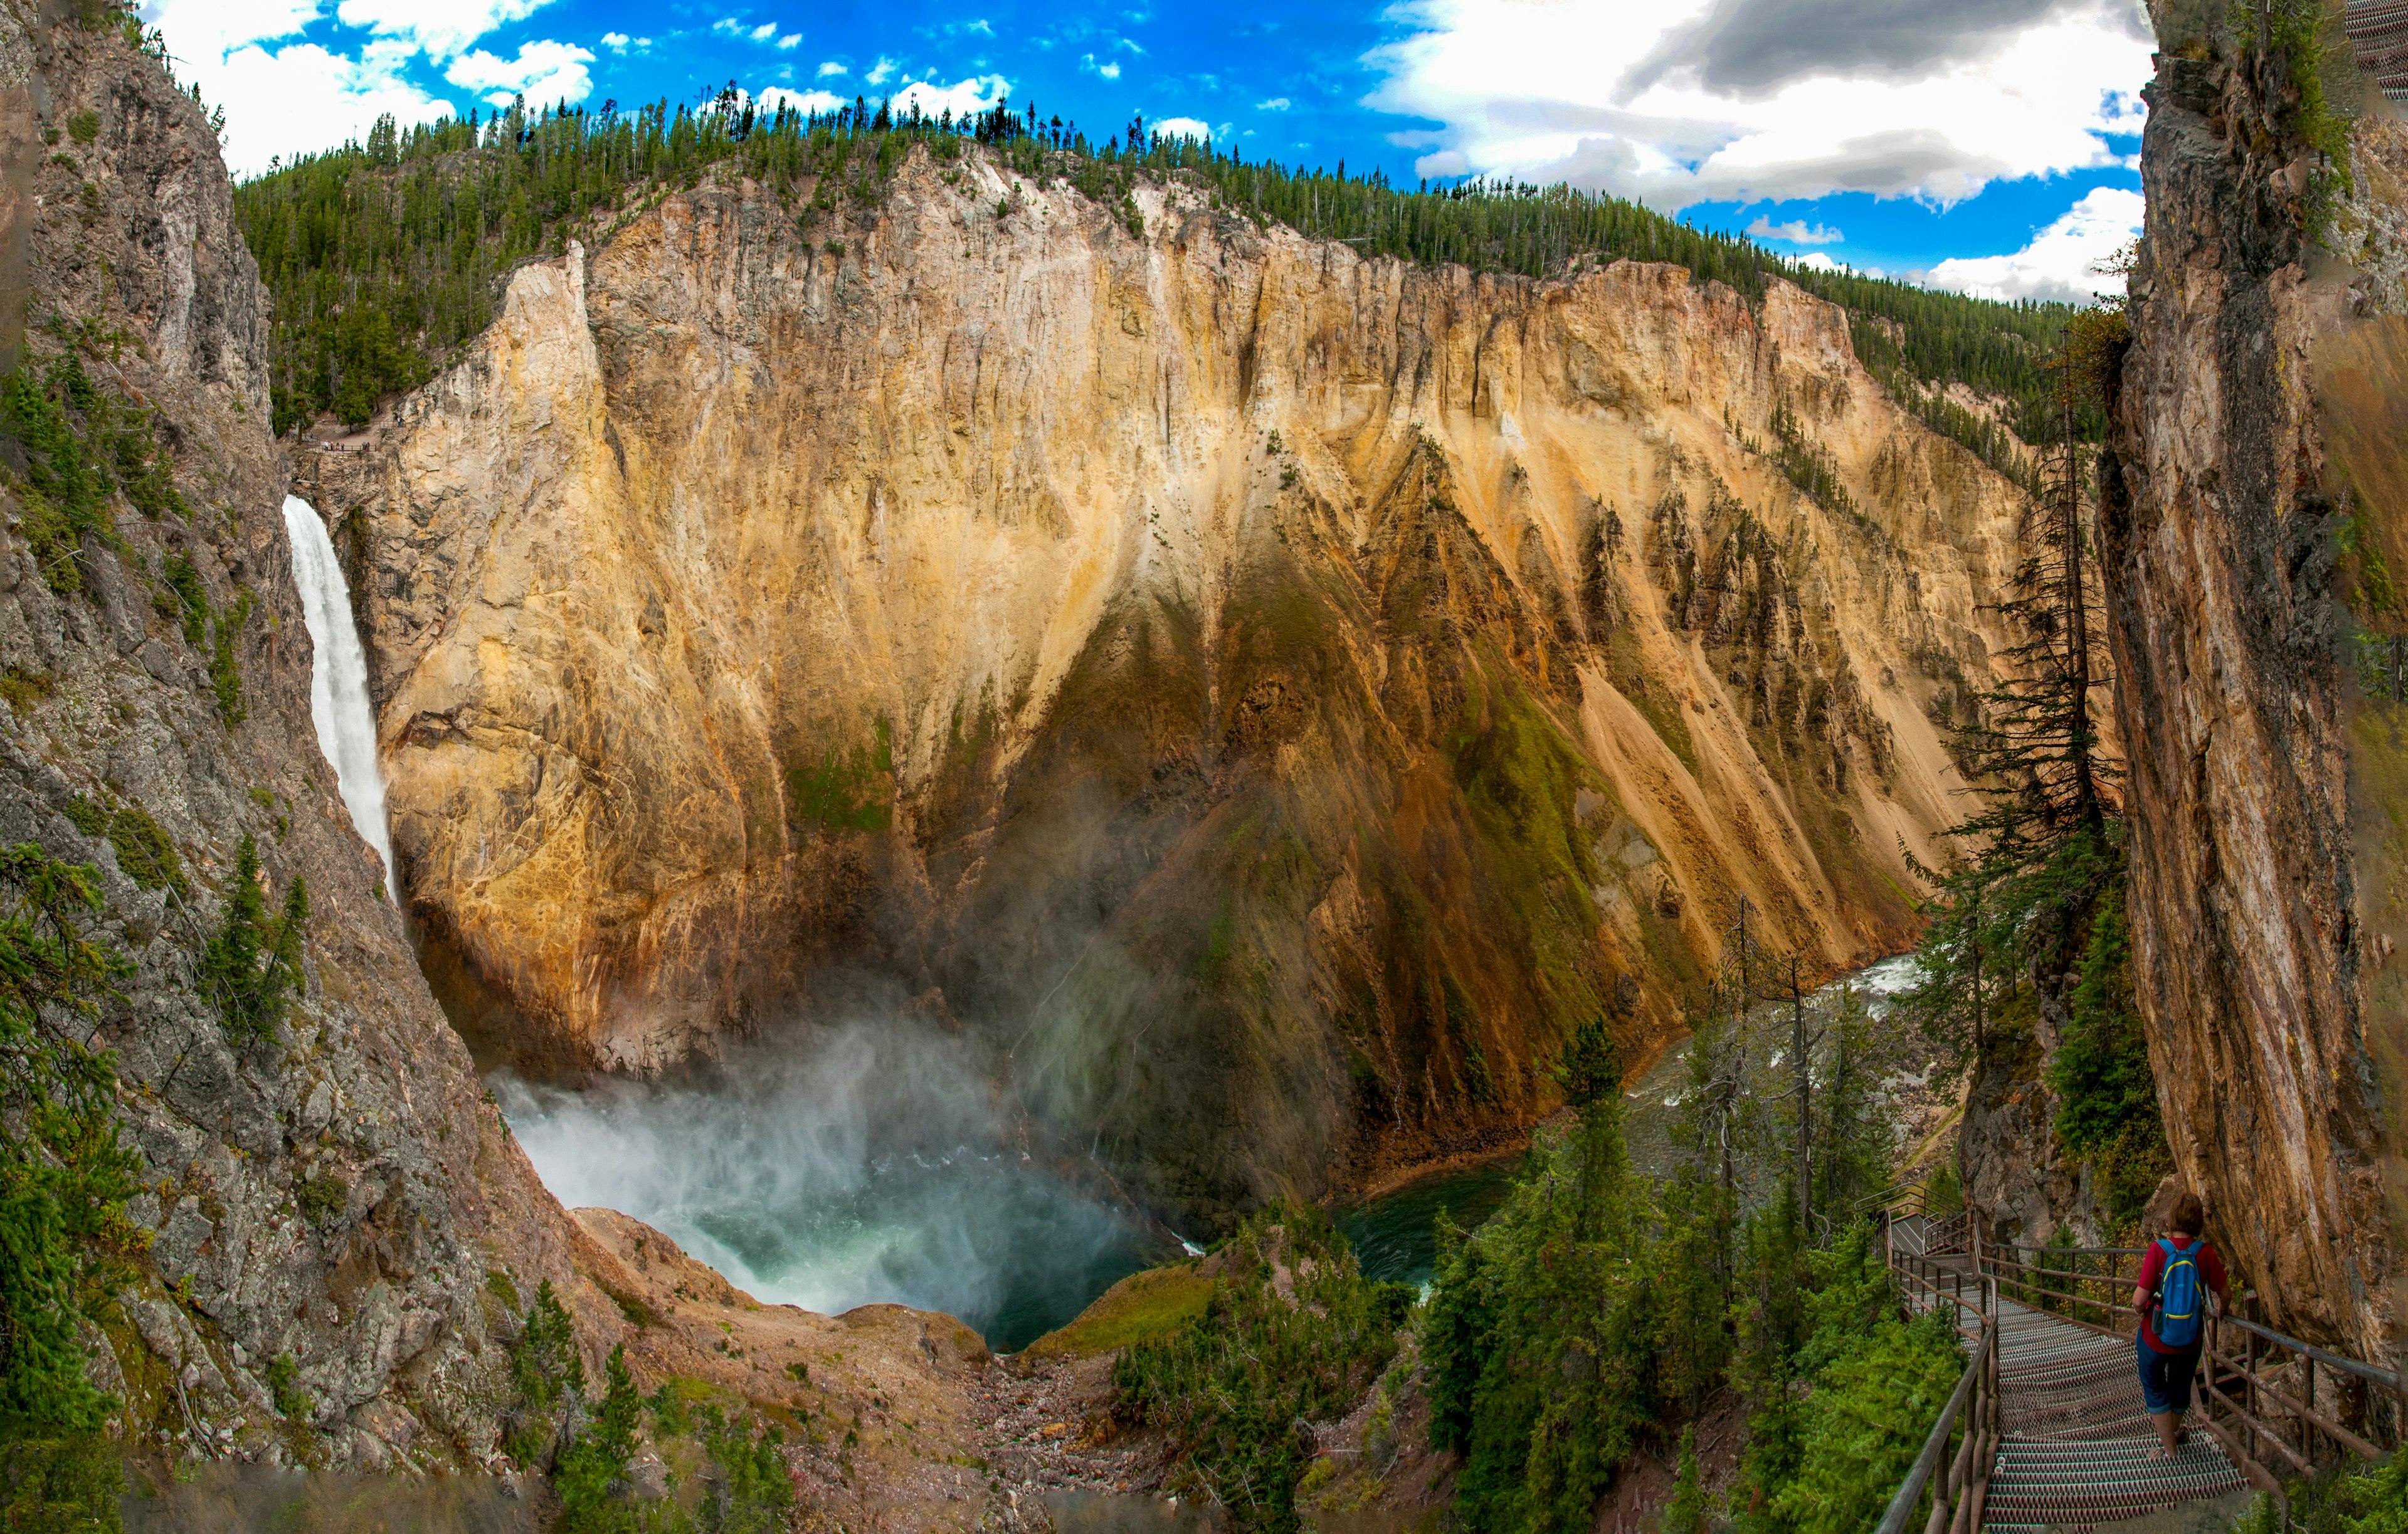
[{"x1": 317, "y1": 151, "x2": 2026, "y2": 1209}]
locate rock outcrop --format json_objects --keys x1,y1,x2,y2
[
  {"x1": 0, "y1": 0, "x2": 642, "y2": 1466},
  {"x1": 306, "y1": 152, "x2": 2033, "y2": 1219},
  {"x1": 2106, "y1": 21, "x2": 2408, "y2": 1357}
]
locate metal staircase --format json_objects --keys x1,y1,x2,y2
[{"x1": 1876, "y1": 1208, "x2": 2402, "y2": 1533}]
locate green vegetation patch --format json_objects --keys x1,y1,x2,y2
[
  {"x1": 501, "y1": 1280, "x2": 791, "y2": 1531},
  {"x1": 788, "y1": 721, "x2": 894, "y2": 833},
  {"x1": 1605, "y1": 627, "x2": 1699, "y2": 775},
  {"x1": 1449, "y1": 661, "x2": 1612, "y2": 1029},
  {"x1": 0, "y1": 666, "x2": 53, "y2": 711},
  {"x1": 1023, "y1": 1261, "x2": 1214, "y2": 1359},
  {"x1": 2046, "y1": 873, "x2": 2172, "y2": 1225},
  {"x1": 65, "y1": 794, "x2": 188, "y2": 896},
  {"x1": 1114, "y1": 1204, "x2": 1413, "y2": 1533},
  {"x1": 0, "y1": 843, "x2": 145, "y2": 1530}
]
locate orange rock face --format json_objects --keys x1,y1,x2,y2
[{"x1": 309, "y1": 151, "x2": 2031, "y2": 1213}]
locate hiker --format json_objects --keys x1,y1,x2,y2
[{"x1": 2130, "y1": 1190, "x2": 2229, "y2": 1458}]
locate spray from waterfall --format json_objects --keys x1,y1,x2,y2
[{"x1": 282, "y1": 495, "x2": 395, "y2": 895}]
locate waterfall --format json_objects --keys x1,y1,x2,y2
[{"x1": 282, "y1": 495, "x2": 395, "y2": 896}]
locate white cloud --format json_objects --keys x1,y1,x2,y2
[
  {"x1": 179, "y1": 40, "x2": 453, "y2": 176},
  {"x1": 445, "y1": 38, "x2": 594, "y2": 108},
  {"x1": 1746, "y1": 214, "x2": 1842, "y2": 245},
  {"x1": 600, "y1": 29, "x2": 628, "y2": 50},
  {"x1": 145, "y1": 0, "x2": 460, "y2": 176},
  {"x1": 1926, "y1": 184, "x2": 2142, "y2": 302},
  {"x1": 1080, "y1": 53, "x2": 1120, "y2": 79},
  {"x1": 712, "y1": 18, "x2": 743, "y2": 34},
  {"x1": 141, "y1": 0, "x2": 320, "y2": 57},
  {"x1": 332, "y1": 0, "x2": 556, "y2": 59},
  {"x1": 1363, "y1": 0, "x2": 2152, "y2": 209},
  {"x1": 818, "y1": 60, "x2": 848, "y2": 76},
  {"x1": 891, "y1": 73, "x2": 1009, "y2": 119},
  {"x1": 1154, "y1": 115, "x2": 1210, "y2": 142},
  {"x1": 757, "y1": 86, "x2": 848, "y2": 115},
  {"x1": 749, "y1": 21, "x2": 776, "y2": 40},
  {"x1": 962, "y1": 18, "x2": 993, "y2": 35},
  {"x1": 776, "y1": 33, "x2": 801, "y2": 49},
  {"x1": 864, "y1": 57, "x2": 897, "y2": 85},
  {"x1": 1255, "y1": 95, "x2": 1290, "y2": 110}
]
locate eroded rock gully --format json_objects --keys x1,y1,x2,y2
[{"x1": 303, "y1": 151, "x2": 2034, "y2": 1219}]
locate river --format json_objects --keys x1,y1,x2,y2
[{"x1": 1338, "y1": 952, "x2": 1924, "y2": 1288}]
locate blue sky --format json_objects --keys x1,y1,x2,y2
[{"x1": 147, "y1": 0, "x2": 2155, "y2": 303}]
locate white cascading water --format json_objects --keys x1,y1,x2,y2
[{"x1": 282, "y1": 495, "x2": 395, "y2": 895}]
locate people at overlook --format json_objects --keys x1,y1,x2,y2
[{"x1": 2131, "y1": 1190, "x2": 2229, "y2": 1459}]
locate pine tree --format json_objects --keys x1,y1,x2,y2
[
  {"x1": 1898, "y1": 314, "x2": 2168, "y2": 1226},
  {"x1": 201, "y1": 834, "x2": 307, "y2": 1047}
]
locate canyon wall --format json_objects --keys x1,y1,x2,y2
[
  {"x1": 307, "y1": 152, "x2": 2033, "y2": 1220},
  {"x1": 0, "y1": 3, "x2": 804, "y2": 1469},
  {"x1": 2107, "y1": 26, "x2": 2408, "y2": 1357}
]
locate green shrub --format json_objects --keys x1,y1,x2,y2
[
  {"x1": 58, "y1": 795, "x2": 187, "y2": 897},
  {"x1": 265, "y1": 1353, "x2": 309, "y2": 1419},
  {"x1": 0, "y1": 359, "x2": 117, "y2": 594},
  {"x1": 0, "y1": 667, "x2": 53, "y2": 711},
  {"x1": 103, "y1": 802, "x2": 185, "y2": 896},
  {"x1": 2047, "y1": 876, "x2": 2170, "y2": 1228},
  {"x1": 60, "y1": 796, "x2": 108, "y2": 840},
  {"x1": 295, "y1": 1171, "x2": 347, "y2": 1225},
  {"x1": 161, "y1": 554, "x2": 208, "y2": 643},
  {"x1": 0, "y1": 1429, "x2": 124, "y2": 1531},
  {"x1": 65, "y1": 110, "x2": 97, "y2": 145},
  {"x1": 1767, "y1": 1308, "x2": 1964, "y2": 1533},
  {"x1": 698, "y1": 1403, "x2": 791, "y2": 1533},
  {"x1": 1114, "y1": 1203, "x2": 1408, "y2": 1533},
  {"x1": 554, "y1": 1343, "x2": 642, "y2": 1530}
]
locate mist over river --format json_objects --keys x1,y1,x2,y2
[{"x1": 492, "y1": 1022, "x2": 1167, "y2": 1351}]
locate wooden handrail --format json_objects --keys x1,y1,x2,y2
[
  {"x1": 2200, "y1": 1373, "x2": 2315, "y2": 1479},
  {"x1": 2204, "y1": 1345, "x2": 2385, "y2": 1461}
]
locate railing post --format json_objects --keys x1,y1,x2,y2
[{"x1": 2304, "y1": 1355, "x2": 2316, "y2": 1468}]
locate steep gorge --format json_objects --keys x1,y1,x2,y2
[{"x1": 300, "y1": 155, "x2": 2034, "y2": 1222}]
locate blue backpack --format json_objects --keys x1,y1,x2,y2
[{"x1": 2153, "y1": 1237, "x2": 2207, "y2": 1348}]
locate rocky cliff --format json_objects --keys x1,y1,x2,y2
[
  {"x1": 304, "y1": 150, "x2": 2034, "y2": 1219},
  {"x1": 0, "y1": 4, "x2": 994, "y2": 1484},
  {"x1": 2107, "y1": 14, "x2": 2408, "y2": 1357},
  {"x1": 0, "y1": 0, "x2": 648, "y2": 1468}
]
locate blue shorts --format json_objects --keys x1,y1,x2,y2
[{"x1": 2138, "y1": 1331, "x2": 2201, "y2": 1414}]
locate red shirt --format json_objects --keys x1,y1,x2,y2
[{"x1": 2136, "y1": 1237, "x2": 2228, "y2": 1353}]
